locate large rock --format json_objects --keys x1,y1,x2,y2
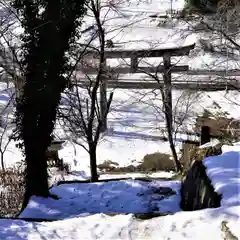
[{"x1": 180, "y1": 160, "x2": 221, "y2": 211}]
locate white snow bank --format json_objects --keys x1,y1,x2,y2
[
  {"x1": 100, "y1": 171, "x2": 176, "y2": 180},
  {"x1": 20, "y1": 180, "x2": 181, "y2": 220},
  {"x1": 2, "y1": 206, "x2": 239, "y2": 239},
  {"x1": 199, "y1": 139, "x2": 221, "y2": 149},
  {"x1": 203, "y1": 146, "x2": 240, "y2": 207}
]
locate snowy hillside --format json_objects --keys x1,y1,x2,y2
[
  {"x1": 0, "y1": 0, "x2": 240, "y2": 173},
  {"x1": 0, "y1": 0, "x2": 239, "y2": 239},
  {"x1": 1, "y1": 80, "x2": 240, "y2": 176}
]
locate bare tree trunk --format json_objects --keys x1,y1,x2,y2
[
  {"x1": 100, "y1": 78, "x2": 108, "y2": 132},
  {"x1": 165, "y1": 114, "x2": 182, "y2": 172},
  {"x1": 89, "y1": 144, "x2": 98, "y2": 182},
  {"x1": 1, "y1": 152, "x2": 4, "y2": 172},
  {"x1": 163, "y1": 54, "x2": 183, "y2": 173}
]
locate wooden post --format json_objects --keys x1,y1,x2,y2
[
  {"x1": 182, "y1": 141, "x2": 200, "y2": 169},
  {"x1": 182, "y1": 142, "x2": 191, "y2": 169},
  {"x1": 200, "y1": 126, "x2": 210, "y2": 145},
  {"x1": 100, "y1": 61, "x2": 108, "y2": 132},
  {"x1": 130, "y1": 55, "x2": 138, "y2": 73}
]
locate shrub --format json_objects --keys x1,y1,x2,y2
[
  {"x1": 138, "y1": 152, "x2": 175, "y2": 172},
  {"x1": 97, "y1": 153, "x2": 175, "y2": 174},
  {"x1": 195, "y1": 110, "x2": 239, "y2": 145},
  {"x1": 98, "y1": 160, "x2": 119, "y2": 172},
  {"x1": 179, "y1": 143, "x2": 222, "y2": 174},
  {"x1": 0, "y1": 166, "x2": 25, "y2": 217},
  {"x1": 184, "y1": 0, "x2": 219, "y2": 14}
]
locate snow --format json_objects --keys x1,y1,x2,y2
[
  {"x1": 1, "y1": 81, "x2": 240, "y2": 177},
  {"x1": 4, "y1": 133, "x2": 236, "y2": 239},
  {"x1": 199, "y1": 139, "x2": 221, "y2": 149},
  {"x1": 203, "y1": 148, "x2": 240, "y2": 207},
  {"x1": 56, "y1": 88, "x2": 240, "y2": 177},
  {"x1": 1, "y1": 207, "x2": 239, "y2": 239},
  {"x1": 20, "y1": 180, "x2": 181, "y2": 219},
  {"x1": 0, "y1": 0, "x2": 240, "y2": 238},
  {"x1": 12, "y1": 143, "x2": 239, "y2": 239}
]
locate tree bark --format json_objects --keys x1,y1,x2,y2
[
  {"x1": 13, "y1": 0, "x2": 87, "y2": 208},
  {"x1": 1, "y1": 153, "x2": 4, "y2": 172},
  {"x1": 22, "y1": 150, "x2": 49, "y2": 208},
  {"x1": 89, "y1": 145, "x2": 98, "y2": 182},
  {"x1": 166, "y1": 115, "x2": 183, "y2": 172},
  {"x1": 163, "y1": 54, "x2": 183, "y2": 173}
]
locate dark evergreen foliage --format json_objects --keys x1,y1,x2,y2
[
  {"x1": 185, "y1": 0, "x2": 220, "y2": 13},
  {"x1": 12, "y1": 0, "x2": 87, "y2": 205}
]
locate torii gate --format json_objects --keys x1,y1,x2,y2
[{"x1": 80, "y1": 43, "x2": 195, "y2": 131}]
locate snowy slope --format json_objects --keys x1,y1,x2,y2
[
  {"x1": 20, "y1": 180, "x2": 181, "y2": 219},
  {"x1": 0, "y1": 0, "x2": 239, "y2": 238},
  {"x1": 5, "y1": 143, "x2": 237, "y2": 239},
  {"x1": 1, "y1": 80, "x2": 240, "y2": 176},
  {"x1": 0, "y1": 206, "x2": 239, "y2": 240},
  {"x1": 79, "y1": 0, "x2": 239, "y2": 71},
  {"x1": 0, "y1": 0, "x2": 240, "y2": 174},
  {"x1": 203, "y1": 144, "x2": 240, "y2": 207}
]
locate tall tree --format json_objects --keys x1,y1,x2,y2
[
  {"x1": 12, "y1": 0, "x2": 87, "y2": 207},
  {"x1": 58, "y1": 0, "x2": 115, "y2": 182}
]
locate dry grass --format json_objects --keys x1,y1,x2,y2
[
  {"x1": 98, "y1": 152, "x2": 175, "y2": 174},
  {"x1": 0, "y1": 164, "x2": 25, "y2": 217},
  {"x1": 180, "y1": 143, "x2": 223, "y2": 176},
  {"x1": 139, "y1": 152, "x2": 174, "y2": 172}
]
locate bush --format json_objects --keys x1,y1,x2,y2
[
  {"x1": 97, "y1": 153, "x2": 175, "y2": 173},
  {"x1": 0, "y1": 166, "x2": 25, "y2": 217},
  {"x1": 138, "y1": 152, "x2": 175, "y2": 172},
  {"x1": 184, "y1": 0, "x2": 219, "y2": 14},
  {"x1": 98, "y1": 160, "x2": 119, "y2": 172},
  {"x1": 179, "y1": 143, "x2": 222, "y2": 174},
  {"x1": 195, "y1": 110, "x2": 239, "y2": 145}
]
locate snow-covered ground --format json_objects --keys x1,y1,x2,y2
[
  {"x1": 20, "y1": 179, "x2": 181, "y2": 219},
  {"x1": 0, "y1": 0, "x2": 240, "y2": 239},
  {"x1": 1, "y1": 80, "x2": 240, "y2": 175},
  {"x1": 204, "y1": 144, "x2": 240, "y2": 207},
  {"x1": 0, "y1": 206, "x2": 239, "y2": 240},
  {"x1": 0, "y1": 142, "x2": 238, "y2": 239},
  {"x1": 1, "y1": 0, "x2": 240, "y2": 174},
  {"x1": 57, "y1": 88, "x2": 240, "y2": 175}
]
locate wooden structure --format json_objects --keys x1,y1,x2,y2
[
  {"x1": 80, "y1": 44, "x2": 195, "y2": 132},
  {"x1": 46, "y1": 140, "x2": 65, "y2": 168},
  {"x1": 181, "y1": 114, "x2": 240, "y2": 168},
  {"x1": 77, "y1": 75, "x2": 239, "y2": 90},
  {"x1": 76, "y1": 44, "x2": 240, "y2": 132},
  {"x1": 200, "y1": 126, "x2": 211, "y2": 145},
  {"x1": 181, "y1": 126, "x2": 215, "y2": 169},
  {"x1": 195, "y1": 116, "x2": 240, "y2": 138},
  {"x1": 181, "y1": 140, "x2": 199, "y2": 169}
]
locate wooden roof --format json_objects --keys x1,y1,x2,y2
[{"x1": 84, "y1": 43, "x2": 195, "y2": 58}]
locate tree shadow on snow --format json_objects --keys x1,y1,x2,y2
[
  {"x1": 0, "y1": 219, "x2": 62, "y2": 240},
  {"x1": 0, "y1": 219, "x2": 33, "y2": 240},
  {"x1": 204, "y1": 206, "x2": 240, "y2": 221},
  {"x1": 19, "y1": 180, "x2": 179, "y2": 221},
  {"x1": 107, "y1": 129, "x2": 199, "y2": 143}
]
